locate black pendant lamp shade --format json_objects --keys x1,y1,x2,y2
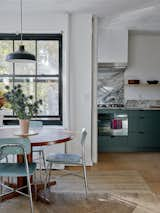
[
  {"x1": 6, "y1": 45, "x2": 36, "y2": 63},
  {"x1": 6, "y1": 0, "x2": 36, "y2": 63}
]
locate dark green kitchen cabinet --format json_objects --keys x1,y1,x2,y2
[
  {"x1": 98, "y1": 109, "x2": 160, "y2": 152},
  {"x1": 98, "y1": 135, "x2": 129, "y2": 152},
  {"x1": 128, "y1": 110, "x2": 160, "y2": 150},
  {"x1": 128, "y1": 111, "x2": 140, "y2": 132},
  {"x1": 128, "y1": 132, "x2": 160, "y2": 150},
  {"x1": 139, "y1": 111, "x2": 160, "y2": 133},
  {"x1": 128, "y1": 110, "x2": 160, "y2": 133}
]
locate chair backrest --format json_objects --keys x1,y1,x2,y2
[
  {"x1": 80, "y1": 128, "x2": 87, "y2": 162},
  {"x1": 30, "y1": 121, "x2": 43, "y2": 128},
  {"x1": 0, "y1": 138, "x2": 31, "y2": 161},
  {"x1": 81, "y1": 128, "x2": 87, "y2": 146}
]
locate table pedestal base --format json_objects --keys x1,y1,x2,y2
[
  {"x1": 1, "y1": 181, "x2": 56, "y2": 204},
  {"x1": 36, "y1": 180, "x2": 56, "y2": 203}
]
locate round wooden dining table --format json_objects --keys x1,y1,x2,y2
[{"x1": 0, "y1": 126, "x2": 74, "y2": 202}]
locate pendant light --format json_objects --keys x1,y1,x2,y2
[{"x1": 6, "y1": 0, "x2": 36, "y2": 63}]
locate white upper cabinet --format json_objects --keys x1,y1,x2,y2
[{"x1": 98, "y1": 29, "x2": 128, "y2": 63}]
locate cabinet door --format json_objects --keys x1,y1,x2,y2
[
  {"x1": 98, "y1": 136, "x2": 128, "y2": 152},
  {"x1": 98, "y1": 29, "x2": 128, "y2": 63},
  {"x1": 128, "y1": 111, "x2": 141, "y2": 132},
  {"x1": 109, "y1": 136, "x2": 128, "y2": 144},
  {"x1": 98, "y1": 136, "x2": 111, "y2": 152},
  {"x1": 128, "y1": 132, "x2": 160, "y2": 148},
  {"x1": 139, "y1": 111, "x2": 160, "y2": 133}
]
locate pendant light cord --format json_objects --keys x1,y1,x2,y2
[{"x1": 20, "y1": 0, "x2": 23, "y2": 44}]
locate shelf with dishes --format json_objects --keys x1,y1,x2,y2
[
  {"x1": 125, "y1": 83, "x2": 160, "y2": 87},
  {"x1": 125, "y1": 80, "x2": 160, "y2": 87}
]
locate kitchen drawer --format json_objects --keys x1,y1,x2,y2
[
  {"x1": 109, "y1": 136, "x2": 128, "y2": 143},
  {"x1": 128, "y1": 132, "x2": 160, "y2": 148},
  {"x1": 98, "y1": 136, "x2": 128, "y2": 152},
  {"x1": 128, "y1": 110, "x2": 160, "y2": 133}
]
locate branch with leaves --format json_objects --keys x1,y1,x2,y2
[{"x1": 4, "y1": 84, "x2": 42, "y2": 119}]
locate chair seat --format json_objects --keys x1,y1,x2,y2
[
  {"x1": 46, "y1": 153, "x2": 81, "y2": 164},
  {"x1": 32, "y1": 146, "x2": 44, "y2": 152},
  {"x1": 0, "y1": 163, "x2": 36, "y2": 177}
]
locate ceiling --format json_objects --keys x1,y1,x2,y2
[{"x1": 1, "y1": 0, "x2": 160, "y2": 30}]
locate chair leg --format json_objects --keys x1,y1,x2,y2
[
  {"x1": 44, "y1": 162, "x2": 52, "y2": 193},
  {"x1": 42, "y1": 150, "x2": 46, "y2": 171},
  {"x1": 42, "y1": 150, "x2": 47, "y2": 183},
  {"x1": 48, "y1": 162, "x2": 53, "y2": 184},
  {"x1": 82, "y1": 163, "x2": 88, "y2": 198},
  {"x1": 27, "y1": 174, "x2": 34, "y2": 213},
  {"x1": 33, "y1": 173, "x2": 37, "y2": 201},
  {"x1": 39, "y1": 151, "x2": 43, "y2": 183},
  {"x1": 25, "y1": 157, "x2": 34, "y2": 213},
  {"x1": 5, "y1": 157, "x2": 10, "y2": 185},
  {"x1": 0, "y1": 177, "x2": 3, "y2": 202}
]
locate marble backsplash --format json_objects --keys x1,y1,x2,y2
[
  {"x1": 97, "y1": 69, "x2": 160, "y2": 108},
  {"x1": 97, "y1": 70, "x2": 124, "y2": 105}
]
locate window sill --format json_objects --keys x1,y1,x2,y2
[{"x1": 0, "y1": 125, "x2": 64, "y2": 129}]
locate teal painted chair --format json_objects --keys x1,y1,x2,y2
[
  {"x1": 45, "y1": 128, "x2": 88, "y2": 197},
  {"x1": 30, "y1": 121, "x2": 46, "y2": 168},
  {"x1": 30, "y1": 121, "x2": 46, "y2": 182},
  {"x1": 0, "y1": 138, "x2": 36, "y2": 213}
]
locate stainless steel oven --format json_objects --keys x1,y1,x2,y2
[{"x1": 98, "y1": 110, "x2": 128, "y2": 136}]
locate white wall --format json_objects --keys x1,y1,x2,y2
[
  {"x1": 125, "y1": 32, "x2": 160, "y2": 100},
  {"x1": 91, "y1": 16, "x2": 98, "y2": 163},
  {"x1": 0, "y1": 12, "x2": 68, "y2": 33},
  {"x1": 68, "y1": 14, "x2": 93, "y2": 165}
]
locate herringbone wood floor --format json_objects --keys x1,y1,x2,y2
[
  {"x1": 67, "y1": 152, "x2": 160, "y2": 194},
  {"x1": 1, "y1": 152, "x2": 160, "y2": 213}
]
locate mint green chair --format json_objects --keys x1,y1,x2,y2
[
  {"x1": 30, "y1": 121, "x2": 45, "y2": 162},
  {"x1": 30, "y1": 121, "x2": 46, "y2": 182},
  {"x1": 0, "y1": 138, "x2": 36, "y2": 213},
  {"x1": 45, "y1": 128, "x2": 88, "y2": 197}
]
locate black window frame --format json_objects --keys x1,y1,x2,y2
[{"x1": 0, "y1": 33, "x2": 63, "y2": 125}]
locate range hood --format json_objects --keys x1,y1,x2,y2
[{"x1": 98, "y1": 63, "x2": 128, "y2": 71}]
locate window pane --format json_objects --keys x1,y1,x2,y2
[
  {"x1": 0, "y1": 77, "x2": 13, "y2": 115},
  {"x1": 0, "y1": 41, "x2": 13, "y2": 75},
  {"x1": 14, "y1": 41, "x2": 36, "y2": 75},
  {"x1": 37, "y1": 41, "x2": 59, "y2": 75},
  {"x1": 0, "y1": 35, "x2": 62, "y2": 122},
  {"x1": 37, "y1": 77, "x2": 59, "y2": 116},
  {"x1": 0, "y1": 77, "x2": 13, "y2": 90},
  {"x1": 14, "y1": 77, "x2": 35, "y2": 99}
]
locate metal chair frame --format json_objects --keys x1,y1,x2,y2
[
  {"x1": 45, "y1": 128, "x2": 88, "y2": 198},
  {"x1": 31, "y1": 121, "x2": 47, "y2": 181},
  {"x1": 0, "y1": 143, "x2": 36, "y2": 213},
  {"x1": 33, "y1": 148, "x2": 46, "y2": 169}
]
